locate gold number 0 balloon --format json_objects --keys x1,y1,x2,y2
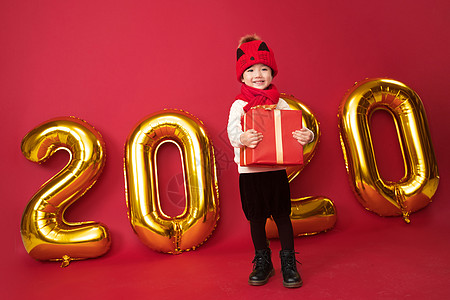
[
  {"x1": 338, "y1": 78, "x2": 439, "y2": 222},
  {"x1": 20, "y1": 117, "x2": 111, "y2": 267},
  {"x1": 124, "y1": 109, "x2": 219, "y2": 254},
  {"x1": 266, "y1": 94, "x2": 337, "y2": 238}
]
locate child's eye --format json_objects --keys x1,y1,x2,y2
[{"x1": 246, "y1": 69, "x2": 254, "y2": 73}]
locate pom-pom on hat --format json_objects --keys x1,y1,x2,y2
[{"x1": 236, "y1": 35, "x2": 278, "y2": 82}]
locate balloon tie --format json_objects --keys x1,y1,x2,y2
[
  {"x1": 174, "y1": 222, "x2": 182, "y2": 254},
  {"x1": 394, "y1": 185, "x2": 410, "y2": 224},
  {"x1": 60, "y1": 255, "x2": 72, "y2": 268}
]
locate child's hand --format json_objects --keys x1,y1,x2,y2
[
  {"x1": 240, "y1": 129, "x2": 263, "y2": 148},
  {"x1": 293, "y1": 128, "x2": 313, "y2": 145}
]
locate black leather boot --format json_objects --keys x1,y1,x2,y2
[
  {"x1": 279, "y1": 250, "x2": 303, "y2": 288},
  {"x1": 248, "y1": 248, "x2": 275, "y2": 286}
]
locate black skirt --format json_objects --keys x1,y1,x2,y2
[{"x1": 239, "y1": 169, "x2": 291, "y2": 221}]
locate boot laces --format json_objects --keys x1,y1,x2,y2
[
  {"x1": 252, "y1": 254, "x2": 270, "y2": 270},
  {"x1": 282, "y1": 251, "x2": 301, "y2": 270}
]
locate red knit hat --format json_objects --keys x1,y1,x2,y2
[{"x1": 236, "y1": 39, "x2": 278, "y2": 82}]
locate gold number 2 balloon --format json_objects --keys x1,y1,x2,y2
[
  {"x1": 266, "y1": 94, "x2": 337, "y2": 238},
  {"x1": 338, "y1": 78, "x2": 439, "y2": 222},
  {"x1": 124, "y1": 109, "x2": 219, "y2": 254},
  {"x1": 20, "y1": 117, "x2": 111, "y2": 267}
]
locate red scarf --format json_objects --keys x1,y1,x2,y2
[{"x1": 236, "y1": 84, "x2": 280, "y2": 113}]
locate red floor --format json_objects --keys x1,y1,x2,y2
[{"x1": 5, "y1": 204, "x2": 450, "y2": 300}]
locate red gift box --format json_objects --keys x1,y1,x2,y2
[{"x1": 240, "y1": 108, "x2": 303, "y2": 166}]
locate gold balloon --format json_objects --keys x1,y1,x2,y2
[
  {"x1": 266, "y1": 94, "x2": 337, "y2": 237},
  {"x1": 20, "y1": 117, "x2": 111, "y2": 267},
  {"x1": 338, "y1": 78, "x2": 439, "y2": 222},
  {"x1": 124, "y1": 109, "x2": 219, "y2": 254},
  {"x1": 266, "y1": 196, "x2": 337, "y2": 238},
  {"x1": 282, "y1": 94, "x2": 320, "y2": 182}
]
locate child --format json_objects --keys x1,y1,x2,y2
[{"x1": 227, "y1": 34, "x2": 314, "y2": 288}]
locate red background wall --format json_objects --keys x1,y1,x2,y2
[{"x1": 1, "y1": 0, "x2": 449, "y2": 299}]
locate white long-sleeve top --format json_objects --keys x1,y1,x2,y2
[{"x1": 227, "y1": 98, "x2": 312, "y2": 174}]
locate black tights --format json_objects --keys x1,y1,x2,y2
[{"x1": 250, "y1": 215, "x2": 294, "y2": 251}]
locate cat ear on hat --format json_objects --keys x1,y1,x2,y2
[
  {"x1": 237, "y1": 48, "x2": 245, "y2": 61},
  {"x1": 257, "y1": 42, "x2": 270, "y2": 52}
]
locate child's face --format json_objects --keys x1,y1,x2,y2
[{"x1": 241, "y1": 63, "x2": 273, "y2": 90}]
